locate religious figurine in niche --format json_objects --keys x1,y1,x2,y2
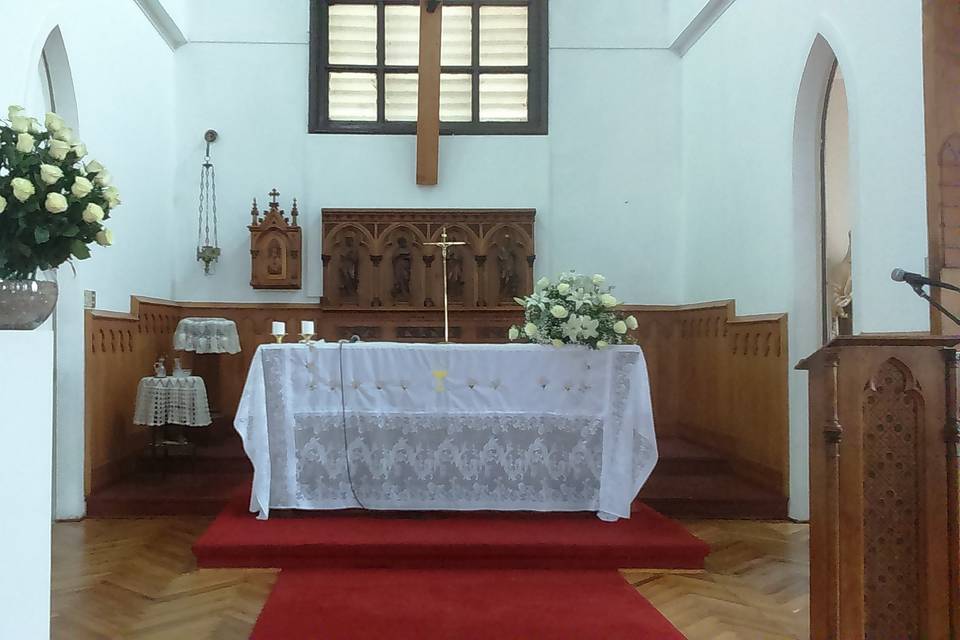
[
  {"x1": 497, "y1": 235, "x2": 521, "y2": 300},
  {"x1": 339, "y1": 236, "x2": 360, "y2": 298},
  {"x1": 447, "y1": 244, "x2": 465, "y2": 302},
  {"x1": 392, "y1": 236, "x2": 413, "y2": 301},
  {"x1": 267, "y1": 238, "x2": 285, "y2": 277}
]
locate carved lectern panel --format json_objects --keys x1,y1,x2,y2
[
  {"x1": 321, "y1": 209, "x2": 535, "y2": 308},
  {"x1": 861, "y1": 358, "x2": 923, "y2": 639},
  {"x1": 249, "y1": 190, "x2": 302, "y2": 289}
]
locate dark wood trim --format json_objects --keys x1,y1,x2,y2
[{"x1": 308, "y1": 0, "x2": 548, "y2": 135}]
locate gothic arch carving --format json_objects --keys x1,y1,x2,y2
[{"x1": 860, "y1": 357, "x2": 924, "y2": 639}]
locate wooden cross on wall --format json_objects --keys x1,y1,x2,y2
[{"x1": 416, "y1": 0, "x2": 443, "y2": 185}]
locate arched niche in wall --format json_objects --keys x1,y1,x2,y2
[{"x1": 27, "y1": 28, "x2": 79, "y2": 133}]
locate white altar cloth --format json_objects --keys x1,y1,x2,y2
[{"x1": 235, "y1": 342, "x2": 658, "y2": 520}]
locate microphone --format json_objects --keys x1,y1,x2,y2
[
  {"x1": 892, "y1": 268, "x2": 960, "y2": 294},
  {"x1": 350, "y1": 334, "x2": 361, "y2": 343},
  {"x1": 891, "y1": 268, "x2": 936, "y2": 287}
]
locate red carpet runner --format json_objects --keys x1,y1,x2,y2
[
  {"x1": 252, "y1": 569, "x2": 686, "y2": 640},
  {"x1": 194, "y1": 495, "x2": 708, "y2": 638}
]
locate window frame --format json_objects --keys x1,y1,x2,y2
[{"x1": 308, "y1": 0, "x2": 549, "y2": 135}]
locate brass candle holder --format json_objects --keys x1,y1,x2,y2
[
  {"x1": 299, "y1": 333, "x2": 315, "y2": 344},
  {"x1": 272, "y1": 333, "x2": 286, "y2": 344}
]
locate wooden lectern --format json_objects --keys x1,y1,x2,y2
[{"x1": 798, "y1": 335, "x2": 960, "y2": 640}]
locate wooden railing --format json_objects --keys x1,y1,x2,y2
[
  {"x1": 86, "y1": 297, "x2": 790, "y2": 499},
  {"x1": 629, "y1": 301, "x2": 789, "y2": 494}
]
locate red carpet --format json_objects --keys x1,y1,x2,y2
[
  {"x1": 194, "y1": 494, "x2": 709, "y2": 570},
  {"x1": 251, "y1": 569, "x2": 685, "y2": 640}
]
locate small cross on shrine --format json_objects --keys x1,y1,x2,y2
[{"x1": 268, "y1": 188, "x2": 281, "y2": 209}]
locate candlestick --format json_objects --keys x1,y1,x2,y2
[
  {"x1": 271, "y1": 321, "x2": 286, "y2": 344},
  {"x1": 301, "y1": 320, "x2": 315, "y2": 335}
]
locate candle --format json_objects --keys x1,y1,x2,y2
[
  {"x1": 301, "y1": 320, "x2": 315, "y2": 335},
  {"x1": 271, "y1": 321, "x2": 286, "y2": 336}
]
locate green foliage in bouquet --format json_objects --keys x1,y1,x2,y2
[
  {"x1": 508, "y1": 271, "x2": 639, "y2": 349},
  {"x1": 0, "y1": 105, "x2": 120, "y2": 280}
]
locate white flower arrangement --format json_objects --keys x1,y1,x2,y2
[
  {"x1": 509, "y1": 271, "x2": 638, "y2": 349},
  {"x1": 0, "y1": 105, "x2": 120, "y2": 279}
]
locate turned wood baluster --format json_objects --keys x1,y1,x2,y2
[
  {"x1": 944, "y1": 348, "x2": 960, "y2": 639},
  {"x1": 423, "y1": 254, "x2": 435, "y2": 307},
  {"x1": 822, "y1": 349, "x2": 843, "y2": 640},
  {"x1": 475, "y1": 255, "x2": 488, "y2": 307},
  {"x1": 370, "y1": 255, "x2": 383, "y2": 307}
]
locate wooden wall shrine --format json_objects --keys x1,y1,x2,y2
[
  {"x1": 249, "y1": 190, "x2": 302, "y2": 289},
  {"x1": 85, "y1": 297, "x2": 789, "y2": 504},
  {"x1": 320, "y1": 208, "x2": 535, "y2": 308}
]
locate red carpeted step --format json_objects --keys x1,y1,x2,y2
[
  {"x1": 193, "y1": 494, "x2": 709, "y2": 571},
  {"x1": 86, "y1": 472, "x2": 250, "y2": 517},
  {"x1": 252, "y1": 569, "x2": 685, "y2": 640}
]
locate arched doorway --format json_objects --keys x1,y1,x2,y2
[
  {"x1": 30, "y1": 27, "x2": 86, "y2": 520},
  {"x1": 821, "y1": 64, "x2": 853, "y2": 342},
  {"x1": 789, "y1": 34, "x2": 857, "y2": 520}
]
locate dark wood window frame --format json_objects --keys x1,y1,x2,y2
[{"x1": 308, "y1": 0, "x2": 548, "y2": 135}]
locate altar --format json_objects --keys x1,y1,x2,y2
[{"x1": 235, "y1": 342, "x2": 658, "y2": 521}]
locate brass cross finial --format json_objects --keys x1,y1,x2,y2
[{"x1": 269, "y1": 189, "x2": 281, "y2": 208}]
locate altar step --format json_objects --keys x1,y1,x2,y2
[
  {"x1": 86, "y1": 433, "x2": 787, "y2": 520},
  {"x1": 639, "y1": 438, "x2": 789, "y2": 519},
  {"x1": 85, "y1": 432, "x2": 252, "y2": 518}
]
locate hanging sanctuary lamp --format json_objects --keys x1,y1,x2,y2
[{"x1": 196, "y1": 129, "x2": 221, "y2": 274}]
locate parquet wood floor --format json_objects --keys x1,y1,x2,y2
[{"x1": 51, "y1": 517, "x2": 808, "y2": 639}]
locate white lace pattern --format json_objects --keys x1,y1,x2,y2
[{"x1": 234, "y1": 343, "x2": 658, "y2": 520}]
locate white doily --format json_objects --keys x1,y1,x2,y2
[
  {"x1": 134, "y1": 376, "x2": 212, "y2": 427},
  {"x1": 174, "y1": 317, "x2": 241, "y2": 354}
]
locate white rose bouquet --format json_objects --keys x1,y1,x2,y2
[
  {"x1": 0, "y1": 105, "x2": 119, "y2": 280},
  {"x1": 508, "y1": 271, "x2": 638, "y2": 349}
]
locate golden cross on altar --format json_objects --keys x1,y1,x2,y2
[{"x1": 425, "y1": 227, "x2": 467, "y2": 343}]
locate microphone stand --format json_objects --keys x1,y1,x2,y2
[{"x1": 907, "y1": 283, "x2": 960, "y2": 328}]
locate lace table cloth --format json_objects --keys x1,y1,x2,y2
[
  {"x1": 134, "y1": 376, "x2": 212, "y2": 427},
  {"x1": 174, "y1": 317, "x2": 241, "y2": 354},
  {"x1": 235, "y1": 343, "x2": 658, "y2": 521}
]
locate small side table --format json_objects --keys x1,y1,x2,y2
[
  {"x1": 173, "y1": 317, "x2": 241, "y2": 355},
  {"x1": 134, "y1": 375, "x2": 212, "y2": 474}
]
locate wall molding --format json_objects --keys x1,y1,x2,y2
[
  {"x1": 133, "y1": 0, "x2": 187, "y2": 51},
  {"x1": 671, "y1": 0, "x2": 737, "y2": 57}
]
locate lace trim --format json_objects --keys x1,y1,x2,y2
[{"x1": 290, "y1": 413, "x2": 603, "y2": 508}]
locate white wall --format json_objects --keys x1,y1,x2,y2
[
  {"x1": 0, "y1": 0, "x2": 178, "y2": 519},
  {"x1": 679, "y1": 0, "x2": 929, "y2": 518},
  {"x1": 824, "y1": 72, "x2": 851, "y2": 274},
  {"x1": 0, "y1": 332, "x2": 54, "y2": 640},
  {"x1": 171, "y1": 0, "x2": 684, "y2": 306}
]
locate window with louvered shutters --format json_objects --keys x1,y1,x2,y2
[{"x1": 309, "y1": 0, "x2": 548, "y2": 134}]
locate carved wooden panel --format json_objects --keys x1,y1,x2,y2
[
  {"x1": 940, "y1": 135, "x2": 960, "y2": 267},
  {"x1": 249, "y1": 190, "x2": 302, "y2": 289},
  {"x1": 861, "y1": 359, "x2": 922, "y2": 638},
  {"x1": 801, "y1": 336, "x2": 960, "y2": 640},
  {"x1": 320, "y1": 209, "x2": 535, "y2": 308}
]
